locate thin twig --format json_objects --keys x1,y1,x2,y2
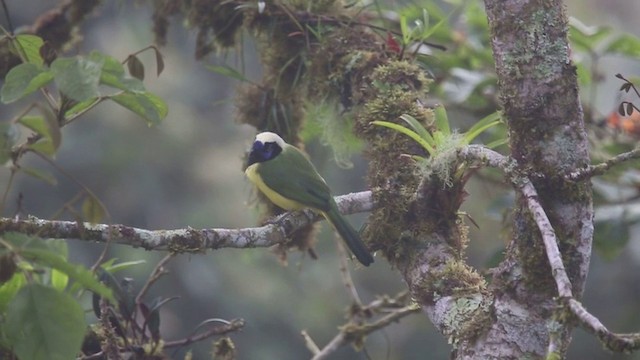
[
  {"x1": 311, "y1": 304, "x2": 420, "y2": 360},
  {"x1": 459, "y1": 145, "x2": 573, "y2": 298},
  {"x1": 135, "y1": 253, "x2": 175, "y2": 305},
  {"x1": 163, "y1": 318, "x2": 245, "y2": 348},
  {"x1": 567, "y1": 147, "x2": 640, "y2": 181},
  {"x1": 567, "y1": 299, "x2": 640, "y2": 352},
  {"x1": 334, "y1": 235, "x2": 363, "y2": 306},
  {"x1": 301, "y1": 330, "x2": 321, "y2": 355}
]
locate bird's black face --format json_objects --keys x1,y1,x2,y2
[{"x1": 247, "y1": 140, "x2": 282, "y2": 166}]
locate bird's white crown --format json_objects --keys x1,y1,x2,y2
[{"x1": 255, "y1": 132, "x2": 286, "y2": 148}]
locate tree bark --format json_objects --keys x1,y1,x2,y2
[{"x1": 459, "y1": 0, "x2": 594, "y2": 358}]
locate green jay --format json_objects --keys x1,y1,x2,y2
[{"x1": 245, "y1": 132, "x2": 374, "y2": 266}]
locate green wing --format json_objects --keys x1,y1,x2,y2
[{"x1": 257, "y1": 145, "x2": 332, "y2": 211}]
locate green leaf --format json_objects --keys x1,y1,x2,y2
[
  {"x1": 101, "y1": 54, "x2": 145, "y2": 92},
  {"x1": 126, "y1": 54, "x2": 145, "y2": 80},
  {"x1": 102, "y1": 259, "x2": 146, "y2": 273},
  {"x1": 0, "y1": 122, "x2": 20, "y2": 165},
  {"x1": 64, "y1": 97, "x2": 101, "y2": 119},
  {"x1": 372, "y1": 120, "x2": 435, "y2": 155},
  {"x1": 205, "y1": 64, "x2": 250, "y2": 83},
  {"x1": 400, "y1": 15, "x2": 410, "y2": 44},
  {"x1": 19, "y1": 248, "x2": 115, "y2": 303},
  {"x1": 18, "y1": 116, "x2": 49, "y2": 138},
  {"x1": 153, "y1": 46, "x2": 165, "y2": 76},
  {"x1": 6, "y1": 284, "x2": 86, "y2": 360},
  {"x1": 19, "y1": 109, "x2": 61, "y2": 154},
  {"x1": 568, "y1": 19, "x2": 612, "y2": 52},
  {"x1": 433, "y1": 105, "x2": 451, "y2": 136},
  {"x1": 464, "y1": 111, "x2": 503, "y2": 145},
  {"x1": 0, "y1": 272, "x2": 26, "y2": 312},
  {"x1": 594, "y1": 218, "x2": 629, "y2": 261},
  {"x1": 27, "y1": 138, "x2": 57, "y2": 156},
  {"x1": 485, "y1": 137, "x2": 509, "y2": 149},
  {"x1": 50, "y1": 269, "x2": 68, "y2": 291},
  {"x1": 51, "y1": 55, "x2": 104, "y2": 102},
  {"x1": 14, "y1": 34, "x2": 45, "y2": 66},
  {"x1": 399, "y1": 114, "x2": 435, "y2": 146},
  {"x1": 112, "y1": 91, "x2": 168, "y2": 125},
  {"x1": 82, "y1": 195, "x2": 106, "y2": 224},
  {"x1": 604, "y1": 34, "x2": 640, "y2": 58},
  {"x1": 1, "y1": 63, "x2": 54, "y2": 103},
  {"x1": 420, "y1": 8, "x2": 449, "y2": 41},
  {"x1": 22, "y1": 167, "x2": 58, "y2": 185}
]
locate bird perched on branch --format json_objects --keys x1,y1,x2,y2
[{"x1": 245, "y1": 132, "x2": 374, "y2": 266}]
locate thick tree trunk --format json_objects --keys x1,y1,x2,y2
[{"x1": 455, "y1": 0, "x2": 594, "y2": 358}]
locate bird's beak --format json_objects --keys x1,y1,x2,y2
[{"x1": 246, "y1": 141, "x2": 262, "y2": 167}]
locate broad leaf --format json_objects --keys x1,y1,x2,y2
[
  {"x1": 21, "y1": 166, "x2": 58, "y2": 185},
  {"x1": 112, "y1": 91, "x2": 168, "y2": 125},
  {"x1": 19, "y1": 248, "x2": 115, "y2": 303},
  {"x1": 605, "y1": 34, "x2": 640, "y2": 58},
  {"x1": 51, "y1": 55, "x2": 104, "y2": 102},
  {"x1": 0, "y1": 272, "x2": 26, "y2": 312},
  {"x1": 6, "y1": 284, "x2": 86, "y2": 360},
  {"x1": 0, "y1": 123, "x2": 19, "y2": 165},
  {"x1": 1, "y1": 63, "x2": 53, "y2": 103},
  {"x1": 14, "y1": 34, "x2": 45, "y2": 66},
  {"x1": 82, "y1": 195, "x2": 106, "y2": 224},
  {"x1": 100, "y1": 53, "x2": 145, "y2": 92}
]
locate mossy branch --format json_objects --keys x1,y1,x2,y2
[{"x1": 0, "y1": 191, "x2": 373, "y2": 253}]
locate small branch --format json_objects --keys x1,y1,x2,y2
[
  {"x1": 135, "y1": 253, "x2": 175, "y2": 305},
  {"x1": 567, "y1": 147, "x2": 640, "y2": 181},
  {"x1": 459, "y1": 146, "x2": 573, "y2": 297},
  {"x1": 335, "y1": 236, "x2": 363, "y2": 306},
  {"x1": 568, "y1": 299, "x2": 640, "y2": 353},
  {"x1": 0, "y1": 191, "x2": 373, "y2": 252},
  {"x1": 163, "y1": 318, "x2": 245, "y2": 348},
  {"x1": 311, "y1": 304, "x2": 420, "y2": 360},
  {"x1": 301, "y1": 330, "x2": 321, "y2": 355}
]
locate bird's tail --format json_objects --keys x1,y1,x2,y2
[{"x1": 323, "y1": 203, "x2": 374, "y2": 266}]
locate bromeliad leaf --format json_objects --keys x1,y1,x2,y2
[
  {"x1": 433, "y1": 105, "x2": 451, "y2": 136},
  {"x1": 463, "y1": 111, "x2": 502, "y2": 145},
  {"x1": 399, "y1": 114, "x2": 435, "y2": 147},
  {"x1": 372, "y1": 120, "x2": 435, "y2": 155}
]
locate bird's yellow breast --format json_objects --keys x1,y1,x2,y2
[{"x1": 245, "y1": 163, "x2": 305, "y2": 210}]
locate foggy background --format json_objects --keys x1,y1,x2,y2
[{"x1": 1, "y1": 1, "x2": 639, "y2": 359}]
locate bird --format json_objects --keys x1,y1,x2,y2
[{"x1": 245, "y1": 132, "x2": 374, "y2": 266}]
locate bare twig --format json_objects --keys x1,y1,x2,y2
[
  {"x1": 567, "y1": 147, "x2": 640, "y2": 181},
  {"x1": 311, "y1": 304, "x2": 420, "y2": 360},
  {"x1": 135, "y1": 253, "x2": 175, "y2": 305},
  {"x1": 163, "y1": 318, "x2": 245, "y2": 348},
  {"x1": 335, "y1": 236, "x2": 363, "y2": 306},
  {"x1": 0, "y1": 191, "x2": 374, "y2": 252},
  {"x1": 301, "y1": 330, "x2": 321, "y2": 355},
  {"x1": 567, "y1": 299, "x2": 640, "y2": 352},
  {"x1": 459, "y1": 145, "x2": 573, "y2": 298}
]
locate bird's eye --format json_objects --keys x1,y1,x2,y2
[{"x1": 262, "y1": 143, "x2": 275, "y2": 158}]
